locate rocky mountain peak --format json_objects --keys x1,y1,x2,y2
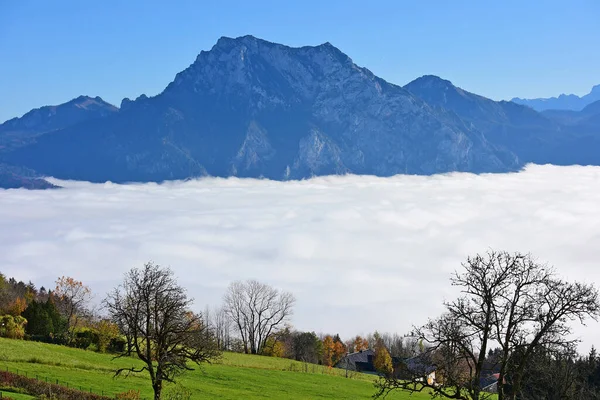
[
  {"x1": 164, "y1": 35, "x2": 371, "y2": 108},
  {"x1": 409, "y1": 75, "x2": 454, "y2": 89}
]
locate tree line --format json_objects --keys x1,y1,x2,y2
[{"x1": 2, "y1": 250, "x2": 600, "y2": 400}]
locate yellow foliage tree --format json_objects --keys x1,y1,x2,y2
[
  {"x1": 374, "y1": 342, "x2": 393, "y2": 375},
  {"x1": 0, "y1": 315, "x2": 27, "y2": 339},
  {"x1": 262, "y1": 336, "x2": 286, "y2": 358},
  {"x1": 323, "y1": 335, "x2": 335, "y2": 366},
  {"x1": 94, "y1": 319, "x2": 121, "y2": 353}
]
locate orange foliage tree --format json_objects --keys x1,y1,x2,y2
[
  {"x1": 323, "y1": 335, "x2": 335, "y2": 366},
  {"x1": 4, "y1": 297, "x2": 27, "y2": 317},
  {"x1": 323, "y1": 335, "x2": 348, "y2": 366},
  {"x1": 353, "y1": 335, "x2": 369, "y2": 352}
]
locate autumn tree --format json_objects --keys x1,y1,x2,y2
[
  {"x1": 54, "y1": 276, "x2": 92, "y2": 335},
  {"x1": 263, "y1": 335, "x2": 286, "y2": 358},
  {"x1": 223, "y1": 280, "x2": 295, "y2": 354},
  {"x1": 0, "y1": 274, "x2": 37, "y2": 315},
  {"x1": 375, "y1": 251, "x2": 600, "y2": 400},
  {"x1": 352, "y1": 335, "x2": 369, "y2": 352},
  {"x1": 323, "y1": 335, "x2": 336, "y2": 366},
  {"x1": 105, "y1": 262, "x2": 221, "y2": 400},
  {"x1": 323, "y1": 334, "x2": 348, "y2": 366},
  {"x1": 4, "y1": 297, "x2": 27, "y2": 316},
  {"x1": 0, "y1": 315, "x2": 27, "y2": 339},
  {"x1": 373, "y1": 333, "x2": 393, "y2": 376},
  {"x1": 93, "y1": 318, "x2": 120, "y2": 353}
]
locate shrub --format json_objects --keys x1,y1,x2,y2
[
  {"x1": 0, "y1": 315, "x2": 27, "y2": 339},
  {"x1": 0, "y1": 371, "x2": 111, "y2": 400},
  {"x1": 164, "y1": 384, "x2": 192, "y2": 400},
  {"x1": 115, "y1": 389, "x2": 140, "y2": 400},
  {"x1": 22, "y1": 299, "x2": 67, "y2": 339},
  {"x1": 71, "y1": 328, "x2": 98, "y2": 349},
  {"x1": 93, "y1": 320, "x2": 120, "y2": 353},
  {"x1": 108, "y1": 337, "x2": 127, "y2": 353}
]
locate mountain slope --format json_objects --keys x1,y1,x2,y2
[
  {"x1": 542, "y1": 100, "x2": 600, "y2": 127},
  {"x1": 511, "y1": 85, "x2": 600, "y2": 112},
  {"x1": 2, "y1": 36, "x2": 518, "y2": 184},
  {"x1": 404, "y1": 75, "x2": 564, "y2": 163},
  {"x1": 0, "y1": 95, "x2": 118, "y2": 151}
]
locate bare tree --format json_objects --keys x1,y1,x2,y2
[
  {"x1": 204, "y1": 305, "x2": 232, "y2": 351},
  {"x1": 375, "y1": 251, "x2": 600, "y2": 400},
  {"x1": 54, "y1": 276, "x2": 92, "y2": 335},
  {"x1": 213, "y1": 306, "x2": 232, "y2": 351},
  {"x1": 223, "y1": 280, "x2": 295, "y2": 354},
  {"x1": 104, "y1": 262, "x2": 220, "y2": 400}
]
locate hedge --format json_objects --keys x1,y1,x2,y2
[{"x1": 0, "y1": 371, "x2": 112, "y2": 400}]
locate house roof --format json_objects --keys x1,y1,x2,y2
[
  {"x1": 404, "y1": 353, "x2": 436, "y2": 375},
  {"x1": 335, "y1": 349, "x2": 375, "y2": 367}
]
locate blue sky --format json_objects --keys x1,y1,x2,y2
[{"x1": 1, "y1": 0, "x2": 599, "y2": 122}]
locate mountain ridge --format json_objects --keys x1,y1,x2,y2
[
  {"x1": 511, "y1": 84, "x2": 600, "y2": 112},
  {"x1": 0, "y1": 35, "x2": 598, "y2": 189}
]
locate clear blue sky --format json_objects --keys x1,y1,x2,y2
[{"x1": 1, "y1": 0, "x2": 599, "y2": 123}]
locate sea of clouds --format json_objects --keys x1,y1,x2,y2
[{"x1": 1, "y1": 164, "x2": 600, "y2": 349}]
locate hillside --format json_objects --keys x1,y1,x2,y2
[{"x1": 0, "y1": 338, "x2": 421, "y2": 399}]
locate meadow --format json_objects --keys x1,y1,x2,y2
[{"x1": 0, "y1": 338, "x2": 430, "y2": 399}]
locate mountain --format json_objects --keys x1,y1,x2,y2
[
  {"x1": 0, "y1": 95, "x2": 118, "y2": 151},
  {"x1": 542, "y1": 100, "x2": 600, "y2": 127},
  {"x1": 0, "y1": 164, "x2": 58, "y2": 190},
  {"x1": 0, "y1": 35, "x2": 518, "y2": 185},
  {"x1": 0, "y1": 36, "x2": 598, "y2": 189},
  {"x1": 404, "y1": 75, "x2": 564, "y2": 163},
  {"x1": 511, "y1": 85, "x2": 600, "y2": 112}
]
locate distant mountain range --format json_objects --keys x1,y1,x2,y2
[
  {"x1": 512, "y1": 85, "x2": 600, "y2": 112},
  {"x1": 0, "y1": 35, "x2": 599, "y2": 189}
]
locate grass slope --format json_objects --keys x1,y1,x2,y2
[{"x1": 0, "y1": 338, "x2": 432, "y2": 399}]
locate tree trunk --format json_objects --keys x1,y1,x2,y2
[{"x1": 153, "y1": 380, "x2": 162, "y2": 400}]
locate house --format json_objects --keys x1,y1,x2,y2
[
  {"x1": 397, "y1": 353, "x2": 437, "y2": 386},
  {"x1": 335, "y1": 349, "x2": 437, "y2": 385},
  {"x1": 480, "y1": 373, "x2": 505, "y2": 393},
  {"x1": 335, "y1": 349, "x2": 377, "y2": 373}
]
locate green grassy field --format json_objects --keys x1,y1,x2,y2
[
  {"x1": 0, "y1": 338, "x2": 432, "y2": 399},
  {"x1": 0, "y1": 392, "x2": 36, "y2": 400}
]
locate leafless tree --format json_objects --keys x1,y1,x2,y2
[
  {"x1": 104, "y1": 262, "x2": 221, "y2": 400},
  {"x1": 375, "y1": 251, "x2": 600, "y2": 400},
  {"x1": 204, "y1": 305, "x2": 232, "y2": 351},
  {"x1": 213, "y1": 306, "x2": 232, "y2": 350},
  {"x1": 223, "y1": 279, "x2": 295, "y2": 354}
]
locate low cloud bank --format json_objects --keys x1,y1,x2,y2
[{"x1": 1, "y1": 164, "x2": 600, "y2": 348}]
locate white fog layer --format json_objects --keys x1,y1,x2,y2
[{"x1": 1, "y1": 164, "x2": 599, "y2": 348}]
